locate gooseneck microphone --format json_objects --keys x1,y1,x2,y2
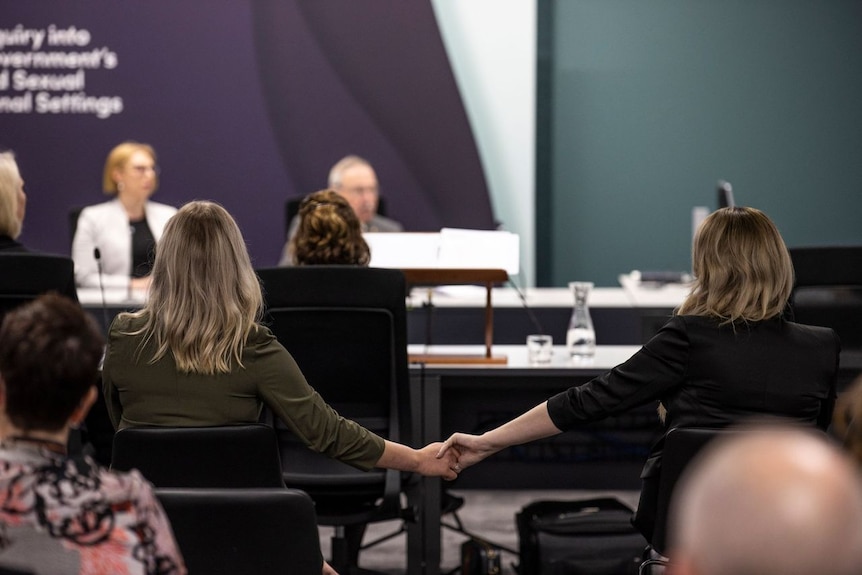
[
  {"x1": 94, "y1": 247, "x2": 109, "y2": 332},
  {"x1": 717, "y1": 180, "x2": 735, "y2": 209},
  {"x1": 508, "y1": 278, "x2": 546, "y2": 335}
]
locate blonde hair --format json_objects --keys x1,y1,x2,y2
[
  {"x1": 328, "y1": 155, "x2": 373, "y2": 188},
  {"x1": 290, "y1": 189, "x2": 370, "y2": 266},
  {"x1": 0, "y1": 151, "x2": 23, "y2": 239},
  {"x1": 124, "y1": 201, "x2": 262, "y2": 374},
  {"x1": 834, "y1": 375, "x2": 862, "y2": 466},
  {"x1": 677, "y1": 207, "x2": 793, "y2": 323},
  {"x1": 102, "y1": 141, "x2": 159, "y2": 195}
]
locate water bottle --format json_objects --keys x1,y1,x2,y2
[{"x1": 567, "y1": 281, "x2": 596, "y2": 357}]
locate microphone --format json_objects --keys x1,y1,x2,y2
[
  {"x1": 508, "y1": 278, "x2": 546, "y2": 335},
  {"x1": 717, "y1": 180, "x2": 735, "y2": 209},
  {"x1": 94, "y1": 248, "x2": 110, "y2": 333}
]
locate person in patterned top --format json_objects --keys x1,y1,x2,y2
[{"x1": 0, "y1": 293, "x2": 185, "y2": 575}]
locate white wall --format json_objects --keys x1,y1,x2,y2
[{"x1": 431, "y1": 0, "x2": 537, "y2": 286}]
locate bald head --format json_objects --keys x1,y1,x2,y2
[{"x1": 669, "y1": 427, "x2": 862, "y2": 575}]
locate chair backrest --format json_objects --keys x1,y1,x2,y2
[
  {"x1": 155, "y1": 488, "x2": 322, "y2": 575},
  {"x1": 650, "y1": 427, "x2": 733, "y2": 556},
  {"x1": 788, "y1": 246, "x2": 862, "y2": 349},
  {"x1": 285, "y1": 196, "x2": 389, "y2": 237},
  {"x1": 111, "y1": 424, "x2": 285, "y2": 488},
  {"x1": 0, "y1": 253, "x2": 78, "y2": 320},
  {"x1": 254, "y1": 266, "x2": 409, "y2": 526},
  {"x1": 256, "y1": 266, "x2": 409, "y2": 440}
]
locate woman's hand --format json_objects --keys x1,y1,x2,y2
[
  {"x1": 417, "y1": 442, "x2": 460, "y2": 480},
  {"x1": 436, "y1": 432, "x2": 497, "y2": 472}
]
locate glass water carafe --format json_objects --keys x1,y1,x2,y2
[{"x1": 567, "y1": 281, "x2": 596, "y2": 357}]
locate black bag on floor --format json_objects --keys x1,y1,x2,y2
[
  {"x1": 462, "y1": 538, "x2": 502, "y2": 575},
  {"x1": 516, "y1": 497, "x2": 645, "y2": 575}
]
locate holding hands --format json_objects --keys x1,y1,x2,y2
[
  {"x1": 436, "y1": 402, "x2": 563, "y2": 476},
  {"x1": 436, "y1": 433, "x2": 497, "y2": 474},
  {"x1": 418, "y1": 442, "x2": 461, "y2": 480}
]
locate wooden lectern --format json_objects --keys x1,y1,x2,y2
[{"x1": 402, "y1": 268, "x2": 508, "y2": 364}]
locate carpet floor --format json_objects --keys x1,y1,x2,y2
[{"x1": 318, "y1": 489, "x2": 641, "y2": 575}]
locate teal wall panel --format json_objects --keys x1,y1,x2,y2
[{"x1": 541, "y1": 0, "x2": 862, "y2": 286}]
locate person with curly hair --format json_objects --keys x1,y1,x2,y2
[{"x1": 288, "y1": 189, "x2": 370, "y2": 266}]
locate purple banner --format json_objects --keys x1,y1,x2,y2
[{"x1": 1, "y1": 1, "x2": 494, "y2": 267}]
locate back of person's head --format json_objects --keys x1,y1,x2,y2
[
  {"x1": 133, "y1": 200, "x2": 262, "y2": 374},
  {"x1": 669, "y1": 426, "x2": 862, "y2": 575},
  {"x1": 0, "y1": 293, "x2": 103, "y2": 433},
  {"x1": 677, "y1": 206, "x2": 793, "y2": 323},
  {"x1": 290, "y1": 189, "x2": 371, "y2": 266},
  {"x1": 102, "y1": 141, "x2": 158, "y2": 195},
  {"x1": 834, "y1": 374, "x2": 862, "y2": 466},
  {"x1": 328, "y1": 155, "x2": 373, "y2": 188},
  {"x1": 0, "y1": 151, "x2": 23, "y2": 239}
]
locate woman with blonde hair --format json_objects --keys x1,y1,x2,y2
[
  {"x1": 103, "y1": 201, "x2": 456, "y2": 478},
  {"x1": 0, "y1": 151, "x2": 27, "y2": 250},
  {"x1": 72, "y1": 141, "x2": 177, "y2": 289},
  {"x1": 439, "y1": 206, "x2": 839, "y2": 542},
  {"x1": 289, "y1": 189, "x2": 371, "y2": 266}
]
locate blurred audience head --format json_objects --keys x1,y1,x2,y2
[
  {"x1": 102, "y1": 141, "x2": 159, "y2": 197},
  {"x1": 328, "y1": 155, "x2": 379, "y2": 225},
  {"x1": 290, "y1": 189, "x2": 370, "y2": 266},
  {"x1": 668, "y1": 425, "x2": 862, "y2": 575},
  {"x1": 834, "y1": 374, "x2": 862, "y2": 465},
  {"x1": 142, "y1": 200, "x2": 262, "y2": 375},
  {"x1": 0, "y1": 294, "x2": 103, "y2": 434},
  {"x1": 0, "y1": 151, "x2": 26, "y2": 240},
  {"x1": 678, "y1": 206, "x2": 793, "y2": 323}
]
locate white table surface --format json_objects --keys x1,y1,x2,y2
[
  {"x1": 407, "y1": 344, "x2": 640, "y2": 370},
  {"x1": 77, "y1": 287, "x2": 147, "y2": 306}
]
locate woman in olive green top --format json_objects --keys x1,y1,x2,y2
[{"x1": 102, "y1": 200, "x2": 457, "y2": 478}]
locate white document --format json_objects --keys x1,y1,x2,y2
[
  {"x1": 365, "y1": 229, "x2": 519, "y2": 275},
  {"x1": 364, "y1": 233, "x2": 440, "y2": 268},
  {"x1": 437, "y1": 228, "x2": 520, "y2": 275}
]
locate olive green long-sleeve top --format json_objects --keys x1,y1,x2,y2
[{"x1": 102, "y1": 314, "x2": 385, "y2": 471}]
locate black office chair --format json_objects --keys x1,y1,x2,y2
[
  {"x1": 638, "y1": 427, "x2": 732, "y2": 574},
  {"x1": 256, "y1": 266, "x2": 411, "y2": 575},
  {"x1": 156, "y1": 488, "x2": 323, "y2": 575},
  {"x1": 788, "y1": 246, "x2": 862, "y2": 350},
  {"x1": 0, "y1": 253, "x2": 78, "y2": 319},
  {"x1": 110, "y1": 424, "x2": 285, "y2": 488},
  {"x1": 285, "y1": 195, "x2": 388, "y2": 238}
]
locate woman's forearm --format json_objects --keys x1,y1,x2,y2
[{"x1": 483, "y1": 402, "x2": 562, "y2": 451}]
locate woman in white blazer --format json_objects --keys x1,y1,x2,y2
[{"x1": 72, "y1": 142, "x2": 177, "y2": 290}]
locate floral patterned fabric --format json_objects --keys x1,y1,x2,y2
[{"x1": 0, "y1": 440, "x2": 185, "y2": 575}]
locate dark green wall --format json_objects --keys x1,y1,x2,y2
[{"x1": 537, "y1": 0, "x2": 862, "y2": 286}]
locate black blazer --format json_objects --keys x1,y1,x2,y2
[
  {"x1": 548, "y1": 315, "x2": 838, "y2": 434},
  {"x1": 547, "y1": 314, "x2": 839, "y2": 540}
]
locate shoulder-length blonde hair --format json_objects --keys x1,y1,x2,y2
[
  {"x1": 0, "y1": 151, "x2": 23, "y2": 239},
  {"x1": 677, "y1": 206, "x2": 793, "y2": 323},
  {"x1": 102, "y1": 141, "x2": 159, "y2": 195},
  {"x1": 125, "y1": 200, "x2": 262, "y2": 374},
  {"x1": 289, "y1": 189, "x2": 370, "y2": 266}
]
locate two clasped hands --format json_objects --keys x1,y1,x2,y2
[
  {"x1": 431, "y1": 433, "x2": 488, "y2": 478},
  {"x1": 429, "y1": 403, "x2": 563, "y2": 479}
]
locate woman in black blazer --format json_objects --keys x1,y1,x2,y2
[{"x1": 438, "y1": 206, "x2": 839, "y2": 539}]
